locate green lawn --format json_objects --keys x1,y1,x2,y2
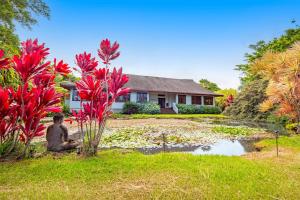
[
  {"x1": 256, "y1": 135, "x2": 300, "y2": 150},
  {"x1": 111, "y1": 113, "x2": 226, "y2": 119},
  {"x1": 1, "y1": 136, "x2": 300, "y2": 199}
]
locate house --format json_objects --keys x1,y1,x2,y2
[{"x1": 60, "y1": 74, "x2": 222, "y2": 113}]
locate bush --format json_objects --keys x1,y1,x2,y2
[
  {"x1": 62, "y1": 103, "x2": 71, "y2": 116},
  {"x1": 286, "y1": 123, "x2": 298, "y2": 131},
  {"x1": 122, "y1": 102, "x2": 141, "y2": 114},
  {"x1": 176, "y1": 104, "x2": 221, "y2": 114},
  {"x1": 139, "y1": 102, "x2": 160, "y2": 114},
  {"x1": 123, "y1": 102, "x2": 160, "y2": 114},
  {"x1": 176, "y1": 104, "x2": 196, "y2": 114}
]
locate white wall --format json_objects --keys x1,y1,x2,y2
[
  {"x1": 186, "y1": 95, "x2": 192, "y2": 105},
  {"x1": 130, "y1": 92, "x2": 137, "y2": 103},
  {"x1": 67, "y1": 88, "x2": 217, "y2": 113},
  {"x1": 149, "y1": 93, "x2": 158, "y2": 104}
]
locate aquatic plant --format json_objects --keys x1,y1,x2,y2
[{"x1": 212, "y1": 125, "x2": 263, "y2": 136}]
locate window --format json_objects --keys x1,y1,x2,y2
[
  {"x1": 204, "y1": 96, "x2": 214, "y2": 105},
  {"x1": 178, "y1": 95, "x2": 186, "y2": 104},
  {"x1": 192, "y1": 96, "x2": 202, "y2": 105},
  {"x1": 72, "y1": 89, "x2": 80, "y2": 101},
  {"x1": 116, "y1": 93, "x2": 130, "y2": 102},
  {"x1": 137, "y1": 92, "x2": 147, "y2": 103}
]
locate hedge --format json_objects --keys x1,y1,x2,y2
[
  {"x1": 176, "y1": 104, "x2": 221, "y2": 114},
  {"x1": 122, "y1": 102, "x2": 160, "y2": 114}
]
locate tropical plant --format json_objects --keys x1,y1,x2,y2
[
  {"x1": 0, "y1": 39, "x2": 70, "y2": 158},
  {"x1": 72, "y1": 39, "x2": 129, "y2": 156},
  {"x1": 251, "y1": 42, "x2": 300, "y2": 133},
  {"x1": 236, "y1": 27, "x2": 300, "y2": 87},
  {"x1": 228, "y1": 27, "x2": 300, "y2": 121},
  {"x1": 215, "y1": 88, "x2": 237, "y2": 110}
]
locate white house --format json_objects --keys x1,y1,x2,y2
[{"x1": 60, "y1": 74, "x2": 222, "y2": 113}]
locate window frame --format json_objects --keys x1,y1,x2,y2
[
  {"x1": 204, "y1": 96, "x2": 214, "y2": 105},
  {"x1": 178, "y1": 95, "x2": 186, "y2": 104},
  {"x1": 116, "y1": 93, "x2": 131, "y2": 103},
  {"x1": 72, "y1": 89, "x2": 80, "y2": 101},
  {"x1": 192, "y1": 96, "x2": 202, "y2": 105},
  {"x1": 136, "y1": 92, "x2": 148, "y2": 103}
]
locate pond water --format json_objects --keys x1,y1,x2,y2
[
  {"x1": 138, "y1": 138, "x2": 259, "y2": 156},
  {"x1": 191, "y1": 139, "x2": 257, "y2": 156}
]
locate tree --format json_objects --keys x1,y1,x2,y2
[
  {"x1": 0, "y1": 39, "x2": 70, "y2": 158},
  {"x1": 199, "y1": 79, "x2": 220, "y2": 91},
  {"x1": 0, "y1": 0, "x2": 50, "y2": 88},
  {"x1": 215, "y1": 88, "x2": 237, "y2": 111},
  {"x1": 224, "y1": 79, "x2": 270, "y2": 121},
  {"x1": 0, "y1": 0, "x2": 50, "y2": 54},
  {"x1": 251, "y1": 42, "x2": 300, "y2": 132},
  {"x1": 227, "y1": 27, "x2": 300, "y2": 121},
  {"x1": 236, "y1": 28, "x2": 300, "y2": 87},
  {"x1": 72, "y1": 39, "x2": 129, "y2": 156}
]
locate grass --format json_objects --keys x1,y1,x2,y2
[
  {"x1": 111, "y1": 113, "x2": 226, "y2": 119},
  {"x1": 256, "y1": 135, "x2": 300, "y2": 150},
  {"x1": 1, "y1": 136, "x2": 300, "y2": 199}
]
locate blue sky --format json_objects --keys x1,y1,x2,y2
[{"x1": 16, "y1": 0, "x2": 300, "y2": 89}]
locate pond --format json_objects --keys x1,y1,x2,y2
[
  {"x1": 68, "y1": 118, "x2": 288, "y2": 156},
  {"x1": 137, "y1": 138, "x2": 260, "y2": 156}
]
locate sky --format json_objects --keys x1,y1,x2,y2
[{"x1": 16, "y1": 0, "x2": 300, "y2": 89}]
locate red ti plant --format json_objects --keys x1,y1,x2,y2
[
  {"x1": 73, "y1": 39, "x2": 129, "y2": 155},
  {"x1": 225, "y1": 94, "x2": 234, "y2": 107},
  {"x1": 0, "y1": 39, "x2": 70, "y2": 158}
]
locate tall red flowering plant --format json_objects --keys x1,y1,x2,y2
[
  {"x1": 0, "y1": 39, "x2": 70, "y2": 158},
  {"x1": 73, "y1": 39, "x2": 129, "y2": 155}
]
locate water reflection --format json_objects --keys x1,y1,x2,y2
[
  {"x1": 138, "y1": 139, "x2": 259, "y2": 156},
  {"x1": 192, "y1": 139, "x2": 251, "y2": 156}
]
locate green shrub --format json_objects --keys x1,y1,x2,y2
[
  {"x1": 286, "y1": 123, "x2": 298, "y2": 131},
  {"x1": 176, "y1": 104, "x2": 195, "y2": 114},
  {"x1": 139, "y1": 102, "x2": 160, "y2": 114},
  {"x1": 122, "y1": 102, "x2": 160, "y2": 114},
  {"x1": 122, "y1": 102, "x2": 141, "y2": 114},
  {"x1": 177, "y1": 104, "x2": 221, "y2": 114},
  {"x1": 62, "y1": 103, "x2": 71, "y2": 116}
]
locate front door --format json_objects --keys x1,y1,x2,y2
[{"x1": 158, "y1": 98, "x2": 166, "y2": 108}]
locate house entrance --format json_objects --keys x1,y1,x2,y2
[{"x1": 158, "y1": 98, "x2": 166, "y2": 108}]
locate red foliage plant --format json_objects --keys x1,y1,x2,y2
[
  {"x1": 73, "y1": 39, "x2": 129, "y2": 155},
  {"x1": 225, "y1": 94, "x2": 234, "y2": 107},
  {"x1": 0, "y1": 39, "x2": 70, "y2": 158}
]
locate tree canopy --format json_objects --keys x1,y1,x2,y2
[
  {"x1": 226, "y1": 26, "x2": 300, "y2": 121},
  {"x1": 251, "y1": 42, "x2": 300, "y2": 129},
  {"x1": 0, "y1": 0, "x2": 50, "y2": 87},
  {"x1": 199, "y1": 79, "x2": 220, "y2": 91},
  {"x1": 236, "y1": 27, "x2": 300, "y2": 87},
  {"x1": 224, "y1": 79, "x2": 270, "y2": 121},
  {"x1": 0, "y1": 0, "x2": 50, "y2": 55}
]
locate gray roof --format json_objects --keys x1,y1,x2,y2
[{"x1": 60, "y1": 74, "x2": 222, "y2": 96}]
